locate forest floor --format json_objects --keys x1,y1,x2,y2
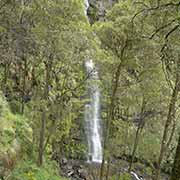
[{"x1": 58, "y1": 158, "x2": 169, "y2": 180}]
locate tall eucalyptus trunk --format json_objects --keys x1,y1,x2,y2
[
  {"x1": 21, "y1": 57, "x2": 27, "y2": 114},
  {"x1": 155, "y1": 60, "x2": 180, "y2": 180},
  {"x1": 129, "y1": 98, "x2": 146, "y2": 172},
  {"x1": 38, "y1": 109, "x2": 46, "y2": 166},
  {"x1": 170, "y1": 132, "x2": 180, "y2": 180},
  {"x1": 37, "y1": 60, "x2": 52, "y2": 166},
  {"x1": 100, "y1": 39, "x2": 128, "y2": 180}
]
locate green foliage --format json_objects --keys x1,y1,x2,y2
[
  {"x1": 111, "y1": 120, "x2": 161, "y2": 162},
  {"x1": 119, "y1": 173, "x2": 131, "y2": 180},
  {"x1": 65, "y1": 140, "x2": 86, "y2": 159},
  {"x1": 10, "y1": 160, "x2": 66, "y2": 180},
  {"x1": 88, "y1": 5, "x2": 99, "y2": 23},
  {"x1": 111, "y1": 173, "x2": 131, "y2": 180},
  {"x1": 0, "y1": 94, "x2": 32, "y2": 155},
  {"x1": 0, "y1": 0, "x2": 179, "y2": 179}
]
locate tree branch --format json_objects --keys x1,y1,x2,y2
[{"x1": 149, "y1": 19, "x2": 179, "y2": 39}]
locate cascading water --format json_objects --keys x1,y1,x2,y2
[
  {"x1": 84, "y1": 59, "x2": 103, "y2": 163},
  {"x1": 84, "y1": 0, "x2": 89, "y2": 15},
  {"x1": 83, "y1": 1, "x2": 144, "y2": 178},
  {"x1": 83, "y1": 0, "x2": 103, "y2": 163}
]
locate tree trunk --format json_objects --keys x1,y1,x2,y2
[
  {"x1": 37, "y1": 60, "x2": 51, "y2": 166},
  {"x1": 100, "y1": 39, "x2": 128, "y2": 180},
  {"x1": 38, "y1": 110, "x2": 46, "y2": 166},
  {"x1": 170, "y1": 132, "x2": 180, "y2": 180},
  {"x1": 21, "y1": 57, "x2": 27, "y2": 114},
  {"x1": 3, "y1": 63, "x2": 7, "y2": 94},
  {"x1": 105, "y1": 157, "x2": 110, "y2": 180},
  {"x1": 155, "y1": 71, "x2": 180, "y2": 180},
  {"x1": 129, "y1": 126, "x2": 141, "y2": 172},
  {"x1": 100, "y1": 61, "x2": 122, "y2": 180},
  {"x1": 129, "y1": 98, "x2": 146, "y2": 172}
]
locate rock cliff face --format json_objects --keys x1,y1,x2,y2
[{"x1": 87, "y1": 0, "x2": 118, "y2": 24}]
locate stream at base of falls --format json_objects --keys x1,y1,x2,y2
[{"x1": 58, "y1": 157, "x2": 167, "y2": 180}]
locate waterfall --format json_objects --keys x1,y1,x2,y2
[
  {"x1": 83, "y1": 0, "x2": 103, "y2": 163},
  {"x1": 84, "y1": 0, "x2": 89, "y2": 16},
  {"x1": 130, "y1": 171, "x2": 143, "y2": 180},
  {"x1": 84, "y1": 59, "x2": 103, "y2": 163}
]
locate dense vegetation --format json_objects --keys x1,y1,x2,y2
[{"x1": 0, "y1": 0, "x2": 180, "y2": 180}]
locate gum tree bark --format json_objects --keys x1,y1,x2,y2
[
  {"x1": 37, "y1": 60, "x2": 52, "y2": 166},
  {"x1": 21, "y1": 57, "x2": 27, "y2": 114},
  {"x1": 128, "y1": 98, "x2": 146, "y2": 172},
  {"x1": 100, "y1": 39, "x2": 128, "y2": 180},
  {"x1": 170, "y1": 132, "x2": 180, "y2": 180},
  {"x1": 155, "y1": 62, "x2": 180, "y2": 180},
  {"x1": 38, "y1": 109, "x2": 46, "y2": 166}
]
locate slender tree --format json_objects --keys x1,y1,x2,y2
[
  {"x1": 155, "y1": 59, "x2": 180, "y2": 179},
  {"x1": 170, "y1": 132, "x2": 180, "y2": 180}
]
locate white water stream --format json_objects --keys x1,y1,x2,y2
[
  {"x1": 83, "y1": 1, "x2": 144, "y2": 179},
  {"x1": 84, "y1": 0, "x2": 89, "y2": 15},
  {"x1": 83, "y1": 0, "x2": 103, "y2": 163},
  {"x1": 84, "y1": 59, "x2": 103, "y2": 163}
]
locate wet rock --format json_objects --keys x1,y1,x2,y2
[
  {"x1": 78, "y1": 168, "x2": 89, "y2": 178},
  {"x1": 58, "y1": 159, "x2": 90, "y2": 180},
  {"x1": 67, "y1": 170, "x2": 74, "y2": 177},
  {"x1": 67, "y1": 165, "x2": 73, "y2": 170},
  {"x1": 62, "y1": 157, "x2": 68, "y2": 165},
  {"x1": 87, "y1": 0, "x2": 118, "y2": 24}
]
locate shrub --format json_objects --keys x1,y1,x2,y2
[
  {"x1": 111, "y1": 173, "x2": 131, "y2": 180},
  {"x1": 9, "y1": 160, "x2": 67, "y2": 180}
]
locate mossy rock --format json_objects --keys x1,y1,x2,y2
[
  {"x1": 9, "y1": 160, "x2": 66, "y2": 180},
  {"x1": 110, "y1": 173, "x2": 131, "y2": 180},
  {"x1": 119, "y1": 173, "x2": 131, "y2": 180}
]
